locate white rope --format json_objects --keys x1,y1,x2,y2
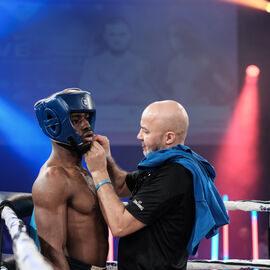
[
  {"x1": 1, "y1": 206, "x2": 53, "y2": 270},
  {"x1": 225, "y1": 200, "x2": 270, "y2": 212},
  {"x1": 187, "y1": 259, "x2": 270, "y2": 269}
]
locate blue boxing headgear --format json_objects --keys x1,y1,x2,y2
[{"x1": 34, "y1": 88, "x2": 96, "y2": 152}]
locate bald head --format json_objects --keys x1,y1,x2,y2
[
  {"x1": 143, "y1": 100, "x2": 189, "y2": 143},
  {"x1": 138, "y1": 100, "x2": 189, "y2": 155}
]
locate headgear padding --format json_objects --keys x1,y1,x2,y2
[{"x1": 34, "y1": 88, "x2": 96, "y2": 148}]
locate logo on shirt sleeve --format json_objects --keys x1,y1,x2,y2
[{"x1": 132, "y1": 199, "x2": 144, "y2": 211}]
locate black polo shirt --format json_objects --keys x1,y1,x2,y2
[{"x1": 118, "y1": 163, "x2": 195, "y2": 270}]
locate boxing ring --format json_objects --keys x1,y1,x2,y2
[{"x1": 1, "y1": 193, "x2": 270, "y2": 270}]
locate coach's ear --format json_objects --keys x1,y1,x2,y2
[{"x1": 165, "y1": 131, "x2": 176, "y2": 145}]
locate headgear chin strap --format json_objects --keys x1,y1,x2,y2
[{"x1": 34, "y1": 88, "x2": 96, "y2": 152}]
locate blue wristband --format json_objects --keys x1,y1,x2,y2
[{"x1": 95, "y1": 179, "x2": 112, "y2": 191}]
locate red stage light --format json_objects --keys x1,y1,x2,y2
[
  {"x1": 214, "y1": 64, "x2": 261, "y2": 259},
  {"x1": 246, "y1": 65, "x2": 260, "y2": 77},
  {"x1": 215, "y1": 65, "x2": 260, "y2": 200}
]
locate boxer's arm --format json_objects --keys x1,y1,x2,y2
[
  {"x1": 32, "y1": 168, "x2": 70, "y2": 270},
  {"x1": 94, "y1": 134, "x2": 130, "y2": 197}
]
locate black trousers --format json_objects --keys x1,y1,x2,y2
[{"x1": 66, "y1": 256, "x2": 92, "y2": 270}]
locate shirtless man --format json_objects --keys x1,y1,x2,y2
[{"x1": 32, "y1": 88, "x2": 108, "y2": 270}]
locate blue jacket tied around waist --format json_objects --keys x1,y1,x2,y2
[{"x1": 137, "y1": 144, "x2": 229, "y2": 255}]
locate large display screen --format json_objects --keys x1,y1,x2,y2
[{"x1": 0, "y1": 0, "x2": 237, "y2": 145}]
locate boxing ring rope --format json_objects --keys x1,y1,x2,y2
[
  {"x1": 0, "y1": 205, "x2": 52, "y2": 270},
  {"x1": 224, "y1": 200, "x2": 270, "y2": 212},
  {"x1": 187, "y1": 259, "x2": 270, "y2": 269},
  {"x1": 186, "y1": 200, "x2": 270, "y2": 269},
  {"x1": 1, "y1": 197, "x2": 270, "y2": 270}
]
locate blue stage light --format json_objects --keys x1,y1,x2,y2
[
  {"x1": 211, "y1": 233, "x2": 219, "y2": 260},
  {"x1": 0, "y1": 0, "x2": 48, "y2": 38},
  {"x1": 0, "y1": 95, "x2": 50, "y2": 169}
]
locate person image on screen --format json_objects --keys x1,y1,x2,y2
[{"x1": 80, "y1": 17, "x2": 153, "y2": 105}]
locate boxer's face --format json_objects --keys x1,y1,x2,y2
[{"x1": 70, "y1": 112, "x2": 94, "y2": 144}]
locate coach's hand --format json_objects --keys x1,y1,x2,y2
[{"x1": 84, "y1": 141, "x2": 109, "y2": 184}]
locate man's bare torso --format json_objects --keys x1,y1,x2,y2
[{"x1": 32, "y1": 161, "x2": 108, "y2": 267}]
